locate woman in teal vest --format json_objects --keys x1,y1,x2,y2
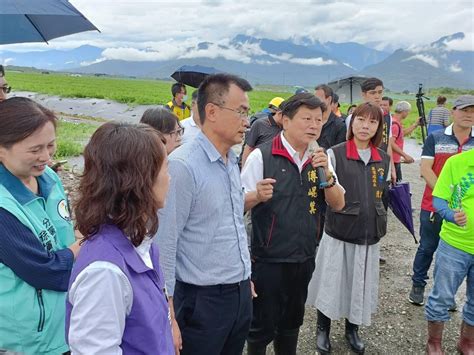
[{"x1": 0, "y1": 97, "x2": 80, "y2": 354}]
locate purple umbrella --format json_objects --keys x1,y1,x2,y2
[{"x1": 388, "y1": 182, "x2": 417, "y2": 243}]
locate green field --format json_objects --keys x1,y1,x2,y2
[
  {"x1": 7, "y1": 71, "x2": 292, "y2": 112},
  {"x1": 7, "y1": 71, "x2": 468, "y2": 155}
]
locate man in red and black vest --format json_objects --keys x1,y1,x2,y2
[{"x1": 242, "y1": 93, "x2": 345, "y2": 355}]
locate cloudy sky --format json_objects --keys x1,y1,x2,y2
[{"x1": 2, "y1": 0, "x2": 473, "y2": 60}]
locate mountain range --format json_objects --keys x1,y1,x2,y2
[{"x1": 1, "y1": 33, "x2": 472, "y2": 93}]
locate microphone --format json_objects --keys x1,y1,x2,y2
[{"x1": 308, "y1": 140, "x2": 329, "y2": 189}]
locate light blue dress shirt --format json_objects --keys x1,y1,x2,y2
[{"x1": 155, "y1": 132, "x2": 251, "y2": 295}]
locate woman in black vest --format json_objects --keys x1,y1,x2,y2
[{"x1": 311, "y1": 103, "x2": 390, "y2": 354}]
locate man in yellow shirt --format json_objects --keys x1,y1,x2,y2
[{"x1": 167, "y1": 82, "x2": 191, "y2": 121}]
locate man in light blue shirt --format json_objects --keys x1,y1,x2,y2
[{"x1": 156, "y1": 73, "x2": 254, "y2": 355}]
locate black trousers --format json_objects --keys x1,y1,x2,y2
[
  {"x1": 247, "y1": 259, "x2": 315, "y2": 345},
  {"x1": 174, "y1": 279, "x2": 252, "y2": 355}
]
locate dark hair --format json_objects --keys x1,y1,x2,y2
[
  {"x1": 0, "y1": 65, "x2": 4, "y2": 77},
  {"x1": 437, "y1": 96, "x2": 447, "y2": 105},
  {"x1": 140, "y1": 107, "x2": 182, "y2": 134},
  {"x1": 314, "y1": 84, "x2": 334, "y2": 101},
  {"x1": 332, "y1": 93, "x2": 339, "y2": 104},
  {"x1": 347, "y1": 102, "x2": 384, "y2": 147},
  {"x1": 171, "y1": 82, "x2": 186, "y2": 97},
  {"x1": 361, "y1": 77, "x2": 384, "y2": 92},
  {"x1": 346, "y1": 104, "x2": 357, "y2": 115},
  {"x1": 191, "y1": 90, "x2": 198, "y2": 102},
  {"x1": 74, "y1": 122, "x2": 167, "y2": 247},
  {"x1": 382, "y1": 96, "x2": 393, "y2": 106},
  {"x1": 281, "y1": 93, "x2": 326, "y2": 119},
  {"x1": 0, "y1": 97, "x2": 57, "y2": 148},
  {"x1": 197, "y1": 73, "x2": 252, "y2": 125}
]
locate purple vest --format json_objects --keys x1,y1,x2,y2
[{"x1": 66, "y1": 224, "x2": 174, "y2": 354}]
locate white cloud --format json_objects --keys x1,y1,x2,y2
[
  {"x1": 255, "y1": 59, "x2": 280, "y2": 65},
  {"x1": 449, "y1": 63, "x2": 463, "y2": 72},
  {"x1": 287, "y1": 57, "x2": 337, "y2": 66},
  {"x1": 80, "y1": 58, "x2": 107, "y2": 66},
  {"x1": 403, "y1": 54, "x2": 440, "y2": 68},
  {"x1": 1, "y1": 58, "x2": 15, "y2": 65},
  {"x1": 444, "y1": 33, "x2": 474, "y2": 51},
  {"x1": 0, "y1": 0, "x2": 472, "y2": 55}
]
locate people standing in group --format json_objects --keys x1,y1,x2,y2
[
  {"x1": 0, "y1": 65, "x2": 11, "y2": 102},
  {"x1": 409, "y1": 95, "x2": 474, "y2": 306},
  {"x1": 140, "y1": 106, "x2": 184, "y2": 154},
  {"x1": 390, "y1": 101, "x2": 419, "y2": 182},
  {"x1": 240, "y1": 97, "x2": 285, "y2": 167},
  {"x1": 242, "y1": 93, "x2": 345, "y2": 355},
  {"x1": 428, "y1": 96, "x2": 451, "y2": 135},
  {"x1": 0, "y1": 97, "x2": 80, "y2": 354},
  {"x1": 167, "y1": 82, "x2": 191, "y2": 121},
  {"x1": 156, "y1": 73, "x2": 255, "y2": 355},
  {"x1": 66, "y1": 122, "x2": 175, "y2": 354},
  {"x1": 180, "y1": 90, "x2": 202, "y2": 144},
  {"x1": 312, "y1": 103, "x2": 390, "y2": 354},
  {"x1": 425, "y1": 147, "x2": 474, "y2": 355}
]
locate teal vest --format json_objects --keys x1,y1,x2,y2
[{"x1": 0, "y1": 166, "x2": 74, "y2": 354}]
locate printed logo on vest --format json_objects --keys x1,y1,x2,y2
[{"x1": 57, "y1": 199, "x2": 71, "y2": 221}]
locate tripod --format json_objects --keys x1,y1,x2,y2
[{"x1": 415, "y1": 84, "x2": 430, "y2": 143}]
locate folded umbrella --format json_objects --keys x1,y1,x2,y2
[
  {"x1": 0, "y1": 0, "x2": 99, "y2": 45},
  {"x1": 388, "y1": 182, "x2": 417, "y2": 243},
  {"x1": 171, "y1": 65, "x2": 220, "y2": 88}
]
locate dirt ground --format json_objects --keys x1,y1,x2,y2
[{"x1": 60, "y1": 157, "x2": 463, "y2": 355}]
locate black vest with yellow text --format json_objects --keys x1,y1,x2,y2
[
  {"x1": 251, "y1": 135, "x2": 325, "y2": 262},
  {"x1": 325, "y1": 140, "x2": 389, "y2": 245}
]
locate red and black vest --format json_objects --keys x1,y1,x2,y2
[
  {"x1": 325, "y1": 140, "x2": 389, "y2": 245},
  {"x1": 251, "y1": 135, "x2": 325, "y2": 263}
]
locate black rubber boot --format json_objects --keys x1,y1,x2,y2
[
  {"x1": 316, "y1": 310, "x2": 331, "y2": 354},
  {"x1": 273, "y1": 328, "x2": 299, "y2": 355},
  {"x1": 247, "y1": 341, "x2": 267, "y2": 355},
  {"x1": 345, "y1": 319, "x2": 365, "y2": 354}
]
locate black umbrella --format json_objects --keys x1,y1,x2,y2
[
  {"x1": 327, "y1": 75, "x2": 368, "y2": 104},
  {"x1": 0, "y1": 0, "x2": 99, "y2": 45},
  {"x1": 171, "y1": 65, "x2": 220, "y2": 88}
]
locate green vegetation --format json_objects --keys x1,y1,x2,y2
[
  {"x1": 10, "y1": 71, "x2": 471, "y2": 148},
  {"x1": 8, "y1": 71, "x2": 291, "y2": 111},
  {"x1": 55, "y1": 121, "x2": 98, "y2": 158}
]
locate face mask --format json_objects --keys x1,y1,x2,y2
[{"x1": 182, "y1": 95, "x2": 188, "y2": 102}]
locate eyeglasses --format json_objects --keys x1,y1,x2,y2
[
  {"x1": 1, "y1": 86, "x2": 11, "y2": 94},
  {"x1": 168, "y1": 127, "x2": 185, "y2": 137},
  {"x1": 211, "y1": 103, "x2": 250, "y2": 119}
]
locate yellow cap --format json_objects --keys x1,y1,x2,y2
[{"x1": 269, "y1": 97, "x2": 285, "y2": 109}]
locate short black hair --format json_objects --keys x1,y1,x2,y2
[
  {"x1": 197, "y1": 73, "x2": 252, "y2": 125},
  {"x1": 361, "y1": 77, "x2": 384, "y2": 92},
  {"x1": 0, "y1": 65, "x2": 4, "y2": 77},
  {"x1": 382, "y1": 96, "x2": 393, "y2": 106},
  {"x1": 171, "y1": 82, "x2": 186, "y2": 97},
  {"x1": 314, "y1": 84, "x2": 334, "y2": 100},
  {"x1": 281, "y1": 93, "x2": 326, "y2": 120}
]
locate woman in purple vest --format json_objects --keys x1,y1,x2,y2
[{"x1": 66, "y1": 122, "x2": 175, "y2": 354}]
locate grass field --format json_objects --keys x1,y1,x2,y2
[{"x1": 7, "y1": 71, "x2": 467, "y2": 155}]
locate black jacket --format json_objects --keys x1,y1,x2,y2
[
  {"x1": 325, "y1": 140, "x2": 389, "y2": 245},
  {"x1": 251, "y1": 135, "x2": 325, "y2": 262}
]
